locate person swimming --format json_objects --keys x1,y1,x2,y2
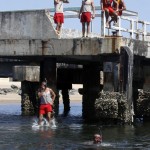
[{"x1": 93, "y1": 134, "x2": 102, "y2": 144}]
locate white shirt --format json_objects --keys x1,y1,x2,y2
[
  {"x1": 55, "y1": 1, "x2": 63, "y2": 13},
  {"x1": 82, "y1": 0, "x2": 92, "y2": 13},
  {"x1": 40, "y1": 90, "x2": 53, "y2": 105}
]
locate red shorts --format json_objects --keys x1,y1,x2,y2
[
  {"x1": 39, "y1": 104, "x2": 52, "y2": 115},
  {"x1": 118, "y1": 11, "x2": 122, "y2": 16},
  {"x1": 54, "y1": 13, "x2": 64, "y2": 24},
  {"x1": 104, "y1": 7, "x2": 115, "y2": 16},
  {"x1": 81, "y1": 12, "x2": 91, "y2": 23}
]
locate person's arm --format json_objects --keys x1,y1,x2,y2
[
  {"x1": 78, "y1": 1, "x2": 84, "y2": 19},
  {"x1": 54, "y1": 0, "x2": 60, "y2": 4},
  {"x1": 50, "y1": 89, "x2": 56, "y2": 102},
  {"x1": 62, "y1": 0, "x2": 69, "y2": 3},
  {"x1": 119, "y1": 0, "x2": 126, "y2": 11},
  {"x1": 100, "y1": 0, "x2": 104, "y2": 11},
  {"x1": 38, "y1": 89, "x2": 43, "y2": 98},
  {"x1": 91, "y1": 0, "x2": 95, "y2": 19},
  {"x1": 113, "y1": 0, "x2": 119, "y2": 11}
]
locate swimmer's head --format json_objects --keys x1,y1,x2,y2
[{"x1": 93, "y1": 134, "x2": 102, "y2": 144}]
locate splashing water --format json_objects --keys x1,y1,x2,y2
[
  {"x1": 50, "y1": 118, "x2": 57, "y2": 128},
  {"x1": 32, "y1": 117, "x2": 57, "y2": 129}
]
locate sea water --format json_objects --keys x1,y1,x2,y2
[{"x1": 0, "y1": 102, "x2": 150, "y2": 150}]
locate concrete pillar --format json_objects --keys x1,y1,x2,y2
[
  {"x1": 103, "y1": 62, "x2": 119, "y2": 92},
  {"x1": 12, "y1": 65, "x2": 40, "y2": 116},
  {"x1": 21, "y1": 81, "x2": 39, "y2": 115},
  {"x1": 113, "y1": 63, "x2": 120, "y2": 92},
  {"x1": 103, "y1": 62, "x2": 114, "y2": 91},
  {"x1": 132, "y1": 58, "x2": 144, "y2": 117},
  {"x1": 120, "y1": 47, "x2": 134, "y2": 123},
  {"x1": 100, "y1": 71, "x2": 104, "y2": 91},
  {"x1": 40, "y1": 58, "x2": 59, "y2": 115},
  {"x1": 62, "y1": 89, "x2": 70, "y2": 113},
  {"x1": 82, "y1": 64, "x2": 100, "y2": 122}
]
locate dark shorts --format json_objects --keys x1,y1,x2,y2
[
  {"x1": 39, "y1": 104, "x2": 52, "y2": 115},
  {"x1": 54, "y1": 13, "x2": 64, "y2": 24},
  {"x1": 81, "y1": 12, "x2": 91, "y2": 23}
]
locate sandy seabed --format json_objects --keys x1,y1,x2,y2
[
  {"x1": 0, "y1": 78, "x2": 21, "y2": 104},
  {"x1": 0, "y1": 78, "x2": 82, "y2": 104}
]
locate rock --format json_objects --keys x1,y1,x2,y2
[
  {"x1": 0, "y1": 89, "x2": 7, "y2": 95},
  {"x1": 95, "y1": 91, "x2": 128, "y2": 123},
  {"x1": 11, "y1": 84, "x2": 19, "y2": 90},
  {"x1": 0, "y1": 84, "x2": 21, "y2": 95}
]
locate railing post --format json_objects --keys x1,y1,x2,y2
[
  {"x1": 135, "y1": 20, "x2": 139, "y2": 40},
  {"x1": 130, "y1": 20, "x2": 134, "y2": 39},
  {"x1": 142, "y1": 22, "x2": 146, "y2": 41},
  {"x1": 101, "y1": 11, "x2": 106, "y2": 37},
  {"x1": 118, "y1": 16, "x2": 121, "y2": 36}
]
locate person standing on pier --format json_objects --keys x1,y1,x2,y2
[
  {"x1": 54, "y1": 0, "x2": 69, "y2": 35},
  {"x1": 79, "y1": 0, "x2": 95, "y2": 38},
  {"x1": 38, "y1": 81, "x2": 56, "y2": 126}
]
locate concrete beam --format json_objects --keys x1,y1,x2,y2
[
  {"x1": 122, "y1": 38, "x2": 150, "y2": 58},
  {"x1": 13, "y1": 66, "x2": 40, "y2": 81},
  {"x1": 0, "y1": 37, "x2": 122, "y2": 56},
  {"x1": 0, "y1": 37, "x2": 149, "y2": 58}
]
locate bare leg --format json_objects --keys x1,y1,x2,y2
[
  {"x1": 38, "y1": 114, "x2": 43, "y2": 125},
  {"x1": 109, "y1": 13, "x2": 118, "y2": 26},
  {"x1": 105, "y1": 9, "x2": 109, "y2": 27},
  {"x1": 56, "y1": 23, "x2": 62, "y2": 34},
  {"x1": 108, "y1": 16, "x2": 113, "y2": 27},
  {"x1": 56, "y1": 24, "x2": 59, "y2": 32},
  {"x1": 82, "y1": 22, "x2": 85, "y2": 37},
  {"x1": 47, "y1": 112, "x2": 52, "y2": 124},
  {"x1": 86, "y1": 22, "x2": 90, "y2": 37}
]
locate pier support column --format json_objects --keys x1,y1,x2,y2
[
  {"x1": 21, "y1": 81, "x2": 39, "y2": 115},
  {"x1": 82, "y1": 64, "x2": 100, "y2": 122},
  {"x1": 13, "y1": 66, "x2": 40, "y2": 115},
  {"x1": 40, "y1": 58, "x2": 59, "y2": 115},
  {"x1": 133, "y1": 58, "x2": 144, "y2": 117},
  {"x1": 62, "y1": 89, "x2": 70, "y2": 112},
  {"x1": 103, "y1": 62, "x2": 120, "y2": 92},
  {"x1": 120, "y1": 47, "x2": 134, "y2": 123}
]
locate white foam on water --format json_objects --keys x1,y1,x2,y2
[
  {"x1": 31, "y1": 117, "x2": 57, "y2": 129},
  {"x1": 101, "y1": 142, "x2": 112, "y2": 147},
  {"x1": 32, "y1": 119, "x2": 40, "y2": 128},
  {"x1": 50, "y1": 118, "x2": 57, "y2": 129}
]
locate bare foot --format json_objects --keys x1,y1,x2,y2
[{"x1": 106, "y1": 22, "x2": 110, "y2": 28}]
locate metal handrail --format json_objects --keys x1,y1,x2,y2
[{"x1": 49, "y1": 6, "x2": 150, "y2": 41}]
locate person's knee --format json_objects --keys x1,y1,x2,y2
[
  {"x1": 58, "y1": 23, "x2": 62, "y2": 28},
  {"x1": 39, "y1": 115, "x2": 43, "y2": 120},
  {"x1": 105, "y1": 9, "x2": 109, "y2": 14}
]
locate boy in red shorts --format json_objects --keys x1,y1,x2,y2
[
  {"x1": 38, "y1": 81, "x2": 56, "y2": 126},
  {"x1": 79, "y1": 0, "x2": 95, "y2": 38},
  {"x1": 100, "y1": 0, "x2": 118, "y2": 27},
  {"x1": 54, "y1": 0, "x2": 69, "y2": 34}
]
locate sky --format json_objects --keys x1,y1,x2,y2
[{"x1": 0, "y1": 0, "x2": 149, "y2": 34}]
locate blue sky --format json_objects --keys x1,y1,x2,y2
[{"x1": 0, "y1": 0, "x2": 149, "y2": 34}]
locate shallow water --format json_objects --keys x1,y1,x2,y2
[{"x1": 0, "y1": 102, "x2": 150, "y2": 150}]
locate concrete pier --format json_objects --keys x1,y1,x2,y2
[{"x1": 0, "y1": 9, "x2": 149, "y2": 123}]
